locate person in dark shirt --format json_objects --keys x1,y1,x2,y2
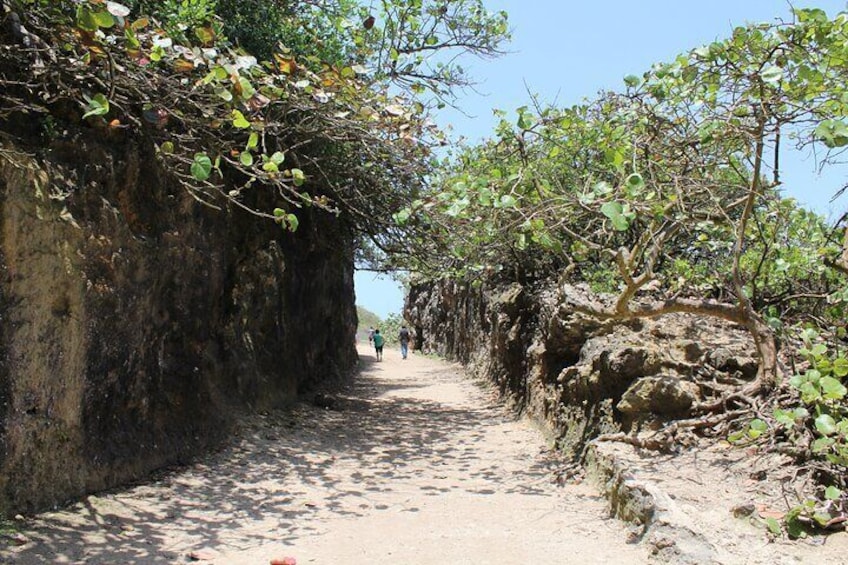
[{"x1": 399, "y1": 326, "x2": 411, "y2": 359}]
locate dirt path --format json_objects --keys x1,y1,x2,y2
[{"x1": 2, "y1": 344, "x2": 647, "y2": 564}]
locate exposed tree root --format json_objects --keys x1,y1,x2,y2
[{"x1": 595, "y1": 409, "x2": 750, "y2": 453}]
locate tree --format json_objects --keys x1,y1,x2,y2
[{"x1": 396, "y1": 8, "x2": 848, "y2": 400}]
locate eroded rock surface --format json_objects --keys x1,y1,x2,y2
[
  {"x1": 0, "y1": 134, "x2": 357, "y2": 516},
  {"x1": 406, "y1": 280, "x2": 757, "y2": 458}
]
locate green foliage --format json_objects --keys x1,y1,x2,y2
[
  {"x1": 19, "y1": 0, "x2": 507, "y2": 249},
  {"x1": 731, "y1": 327, "x2": 848, "y2": 536},
  {"x1": 379, "y1": 313, "x2": 407, "y2": 346},
  {"x1": 133, "y1": 0, "x2": 219, "y2": 44},
  {"x1": 356, "y1": 305, "x2": 381, "y2": 332},
  {"x1": 788, "y1": 330, "x2": 848, "y2": 466},
  {"x1": 394, "y1": 6, "x2": 848, "y2": 318},
  {"x1": 215, "y1": 0, "x2": 357, "y2": 64}
]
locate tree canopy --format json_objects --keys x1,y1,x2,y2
[{"x1": 1, "y1": 0, "x2": 509, "y2": 241}]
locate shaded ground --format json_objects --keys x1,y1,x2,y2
[{"x1": 0, "y1": 345, "x2": 645, "y2": 564}]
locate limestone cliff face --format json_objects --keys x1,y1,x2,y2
[
  {"x1": 0, "y1": 133, "x2": 357, "y2": 515},
  {"x1": 406, "y1": 280, "x2": 756, "y2": 459}
]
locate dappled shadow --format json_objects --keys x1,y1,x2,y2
[{"x1": 2, "y1": 348, "x2": 560, "y2": 563}]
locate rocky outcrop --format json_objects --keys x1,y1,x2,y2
[
  {"x1": 0, "y1": 132, "x2": 357, "y2": 515},
  {"x1": 406, "y1": 280, "x2": 756, "y2": 459}
]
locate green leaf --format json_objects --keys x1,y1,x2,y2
[
  {"x1": 833, "y1": 357, "x2": 848, "y2": 377},
  {"x1": 499, "y1": 194, "x2": 517, "y2": 208},
  {"x1": 601, "y1": 201, "x2": 623, "y2": 219},
  {"x1": 393, "y1": 209, "x2": 411, "y2": 225},
  {"x1": 820, "y1": 376, "x2": 847, "y2": 400},
  {"x1": 215, "y1": 88, "x2": 234, "y2": 102},
  {"x1": 760, "y1": 64, "x2": 783, "y2": 85},
  {"x1": 748, "y1": 418, "x2": 768, "y2": 439},
  {"x1": 593, "y1": 181, "x2": 613, "y2": 195},
  {"x1": 815, "y1": 414, "x2": 838, "y2": 436},
  {"x1": 517, "y1": 111, "x2": 535, "y2": 130},
  {"x1": 232, "y1": 110, "x2": 251, "y2": 129},
  {"x1": 93, "y1": 9, "x2": 115, "y2": 28},
  {"x1": 611, "y1": 214, "x2": 630, "y2": 231},
  {"x1": 195, "y1": 26, "x2": 215, "y2": 44},
  {"x1": 812, "y1": 437, "x2": 835, "y2": 453},
  {"x1": 625, "y1": 173, "x2": 645, "y2": 191},
  {"x1": 270, "y1": 151, "x2": 285, "y2": 165},
  {"x1": 273, "y1": 208, "x2": 285, "y2": 217},
  {"x1": 785, "y1": 513, "x2": 808, "y2": 539},
  {"x1": 765, "y1": 517, "x2": 782, "y2": 536},
  {"x1": 815, "y1": 120, "x2": 848, "y2": 148},
  {"x1": 825, "y1": 486, "x2": 842, "y2": 500},
  {"x1": 291, "y1": 168, "x2": 305, "y2": 186},
  {"x1": 160, "y1": 141, "x2": 174, "y2": 154},
  {"x1": 773, "y1": 409, "x2": 794, "y2": 427},
  {"x1": 82, "y1": 93, "x2": 110, "y2": 119},
  {"x1": 623, "y1": 74, "x2": 641, "y2": 88},
  {"x1": 76, "y1": 6, "x2": 99, "y2": 31},
  {"x1": 238, "y1": 77, "x2": 256, "y2": 99},
  {"x1": 727, "y1": 430, "x2": 745, "y2": 443},
  {"x1": 799, "y1": 381, "x2": 822, "y2": 403},
  {"x1": 692, "y1": 46, "x2": 711, "y2": 59},
  {"x1": 247, "y1": 132, "x2": 259, "y2": 150},
  {"x1": 285, "y1": 213, "x2": 299, "y2": 231},
  {"x1": 239, "y1": 152, "x2": 254, "y2": 167},
  {"x1": 190, "y1": 153, "x2": 213, "y2": 181}
]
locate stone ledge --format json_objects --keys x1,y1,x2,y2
[{"x1": 585, "y1": 441, "x2": 722, "y2": 564}]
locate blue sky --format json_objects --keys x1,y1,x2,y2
[{"x1": 355, "y1": 0, "x2": 848, "y2": 319}]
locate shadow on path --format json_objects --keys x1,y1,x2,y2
[{"x1": 2, "y1": 346, "x2": 562, "y2": 564}]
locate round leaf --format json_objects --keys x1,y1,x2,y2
[
  {"x1": 191, "y1": 153, "x2": 213, "y2": 181},
  {"x1": 820, "y1": 376, "x2": 847, "y2": 400},
  {"x1": 231, "y1": 110, "x2": 250, "y2": 129},
  {"x1": 601, "y1": 201, "x2": 623, "y2": 219},
  {"x1": 815, "y1": 414, "x2": 838, "y2": 436},
  {"x1": 825, "y1": 486, "x2": 842, "y2": 500}
]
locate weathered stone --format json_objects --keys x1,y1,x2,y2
[
  {"x1": 407, "y1": 280, "x2": 756, "y2": 459},
  {"x1": 597, "y1": 346, "x2": 661, "y2": 380},
  {"x1": 616, "y1": 376, "x2": 700, "y2": 417},
  {"x1": 681, "y1": 341, "x2": 704, "y2": 363},
  {"x1": 0, "y1": 136, "x2": 357, "y2": 516}
]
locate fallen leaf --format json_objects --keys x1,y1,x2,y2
[{"x1": 757, "y1": 506, "x2": 785, "y2": 520}]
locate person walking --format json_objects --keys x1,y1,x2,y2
[
  {"x1": 399, "y1": 325, "x2": 411, "y2": 360},
  {"x1": 372, "y1": 329, "x2": 384, "y2": 361}
]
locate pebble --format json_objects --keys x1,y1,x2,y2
[{"x1": 9, "y1": 532, "x2": 29, "y2": 545}]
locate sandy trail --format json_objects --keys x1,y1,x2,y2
[{"x1": 2, "y1": 345, "x2": 646, "y2": 564}]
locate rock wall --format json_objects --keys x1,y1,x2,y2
[
  {"x1": 406, "y1": 279, "x2": 756, "y2": 459},
  {"x1": 0, "y1": 132, "x2": 358, "y2": 515}
]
